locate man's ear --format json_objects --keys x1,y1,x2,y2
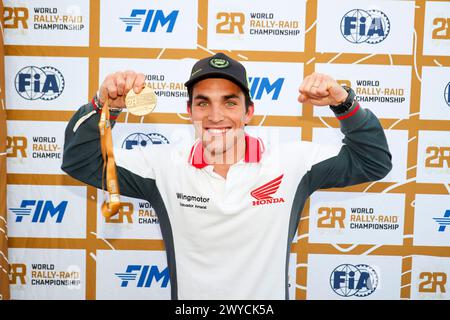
[
  {"x1": 187, "y1": 102, "x2": 192, "y2": 120},
  {"x1": 244, "y1": 103, "x2": 255, "y2": 125}
]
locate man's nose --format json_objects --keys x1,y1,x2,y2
[{"x1": 208, "y1": 105, "x2": 224, "y2": 122}]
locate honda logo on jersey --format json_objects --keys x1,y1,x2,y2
[{"x1": 251, "y1": 174, "x2": 285, "y2": 206}]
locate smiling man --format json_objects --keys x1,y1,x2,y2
[{"x1": 62, "y1": 52, "x2": 392, "y2": 300}]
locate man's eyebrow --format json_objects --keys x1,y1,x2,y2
[
  {"x1": 193, "y1": 94, "x2": 209, "y2": 100},
  {"x1": 223, "y1": 94, "x2": 240, "y2": 100}
]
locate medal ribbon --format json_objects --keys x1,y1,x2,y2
[{"x1": 98, "y1": 99, "x2": 121, "y2": 218}]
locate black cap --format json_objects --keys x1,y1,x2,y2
[{"x1": 184, "y1": 52, "x2": 250, "y2": 95}]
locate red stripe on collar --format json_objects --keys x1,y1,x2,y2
[
  {"x1": 189, "y1": 140, "x2": 208, "y2": 169},
  {"x1": 189, "y1": 134, "x2": 264, "y2": 169}
]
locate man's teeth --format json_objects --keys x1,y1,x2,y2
[{"x1": 207, "y1": 128, "x2": 229, "y2": 133}]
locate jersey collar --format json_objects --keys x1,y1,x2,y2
[{"x1": 188, "y1": 133, "x2": 265, "y2": 169}]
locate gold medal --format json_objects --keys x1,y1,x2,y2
[{"x1": 125, "y1": 84, "x2": 157, "y2": 116}]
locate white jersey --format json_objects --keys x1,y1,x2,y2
[{"x1": 62, "y1": 101, "x2": 392, "y2": 299}]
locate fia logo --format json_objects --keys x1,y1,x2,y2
[
  {"x1": 340, "y1": 9, "x2": 390, "y2": 44},
  {"x1": 122, "y1": 132, "x2": 169, "y2": 150},
  {"x1": 445, "y1": 82, "x2": 450, "y2": 107},
  {"x1": 9, "y1": 200, "x2": 68, "y2": 223},
  {"x1": 15, "y1": 66, "x2": 65, "y2": 101},
  {"x1": 115, "y1": 265, "x2": 170, "y2": 288},
  {"x1": 120, "y1": 10, "x2": 178, "y2": 33},
  {"x1": 330, "y1": 264, "x2": 378, "y2": 297}
]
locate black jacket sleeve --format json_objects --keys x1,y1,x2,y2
[
  {"x1": 306, "y1": 103, "x2": 393, "y2": 193},
  {"x1": 61, "y1": 103, "x2": 157, "y2": 201}
]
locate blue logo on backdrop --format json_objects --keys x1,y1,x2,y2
[
  {"x1": 330, "y1": 264, "x2": 378, "y2": 297},
  {"x1": 15, "y1": 66, "x2": 65, "y2": 101},
  {"x1": 248, "y1": 77, "x2": 285, "y2": 100},
  {"x1": 115, "y1": 265, "x2": 170, "y2": 288},
  {"x1": 340, "y1": 9, "x2": 390, "y2": 44},
  {"x1": 122, "y1": 133, "x2": 170, "y2": 150},
  {"x1": 444, "y1": 82, "x2": 450, "y2": 107},
  {"x1": 9, "y1": 200, "x2": 68, "y2": 223},
  {"x1": 120, "y1": 9, "x2": 179, "y2": 33},
  {"x1": 433, "y1": 210, "x2": 450, "y2": 232}
]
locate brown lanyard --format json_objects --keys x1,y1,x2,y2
[{"x1": 98, "y1": 99, "x2": 121, "y2": 218}]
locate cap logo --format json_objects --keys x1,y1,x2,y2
[
  {"x1": 209, "y1": 58, "x2": 230, "y2": 69},
  {"x1": 191, "y1": 68, "x2": 202, "y2": 77}
]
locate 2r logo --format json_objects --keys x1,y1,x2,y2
[
  {"x1": 9, "y1": 263, "x2": 27, "y2": 285},
  {"x1": 317, "y1": 207, "x2": 346, "y2": 229},
  {"x1": 419, "y1": 272, "x2": 447, "y2": 293},
  {"x1": 3, "y1": 7, "x2": 28, "y2": 29},
  {"x1": 432, "y1": 18, "x2": 450, "y2": 40},
  {"x1": 216, "y1": 12, "x2": 245, "y2": 34},
  {"x1": 337, "y1": 80, "x2": 352, "y2": 88},
  {"x1": 6, "y1": 136, "x2": 27, "y2": 158},
  {"x1": 105, "y1": 202, "x2": 133, "y2": 223},
  {"x1": 425, "y1": 146, "x2": 450, "y2": 168}
]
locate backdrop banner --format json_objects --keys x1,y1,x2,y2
[
  {"x1": 3, "y1": 0, "x2": 450, "y2": 300},
  {"x1": 0, "y1": 0, "x2": 10, "y2": 301}
]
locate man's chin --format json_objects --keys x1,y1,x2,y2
[{"x1": 203, "y1": 143, "x2": 226, "y2": 155}]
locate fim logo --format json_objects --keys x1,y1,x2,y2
[
  {"x1": 122, "y1": 133, "x2": 169, "y2": 150},
  {"x1": 115, "y1": 265, "x2": 170, "y2": 288},
  {"x1": 120, "y1": 9, "x2": 178, "y2": 33},
  {"x1": 330, "y1": 264, "x2": 378, "y2": 297},
  {"x1": 433, "y1": 209, "x2": 450, "y2": 232},
  {"x1": 15, "y1": 66, "x2": 65, "y2": 101},
  {"x1": 9, "y1": 200, "x2": 68, "y2": 223},
  {"x1": 248, "y1": 77, "x2": 285, "y2": 100},
  {"x1": 3, "y1": 7, "x2": 28, "y2": 29},
  {"x1": 340, "y1": 9, "x2": 390, "y2": 44},
  {"x1": 445, "y1": 82, "x2": 450, "y2": 107},
  {"x1": 419, "y1": 272, "x2": 447, "y2": 293}
]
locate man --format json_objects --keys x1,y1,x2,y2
[{"x1": 62, "y1": 52, "x2": 392, "y2": 299}]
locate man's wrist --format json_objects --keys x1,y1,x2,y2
[
  {"x1": 329, "y1": 86, "x2": 356, "y2": 115},
  {"x1": 91, "y1": 94, "x2": 122, "y2": 121},
  {"x1": 92, "y1": 92, "x2": 102, "y2": 111},
  {"x1": 92, "y1": 93, "x2": 123, "y2": 113}
]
